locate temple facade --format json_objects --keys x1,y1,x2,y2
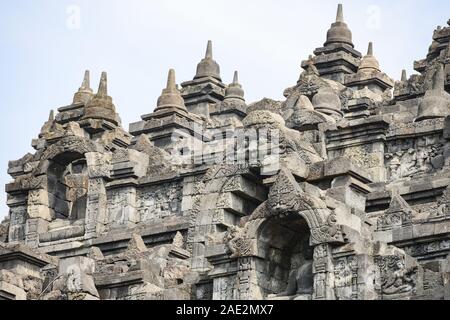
[{"x1": 1, "y1": 4, "x2": 450, "y2": 300}]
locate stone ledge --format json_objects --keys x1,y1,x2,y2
[
  {"x1": 308, "y1": 157, "x2": 373, "y2": 184},
  {"x1": 0, "y1": 243, "x2": 57, "y2": 268},
  {"x1": 94, "y1": 270, "x2": 145, "y2": 289},
  {"x1": 0, "y1": 281, "x2": 27, "y2": 300}
]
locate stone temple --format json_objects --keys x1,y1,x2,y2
[{"x1": 1, "y1": 4, "x2": 450, "y2": 301}]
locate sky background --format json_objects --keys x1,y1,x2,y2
[{"x1": 0, "y1": 0, "x2": 449, "y2": 219}]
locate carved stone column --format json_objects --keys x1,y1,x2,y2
[
  {"x1": 85, "y1": 178, "x2": 108, "y2": 239},
  {"x1": 235, "y1": 257, "x2": 263, "y2": 300},
  {"x1": 85, "y1": 152, "x2": 111, "y2": 239},
  {"x1": 8, "y1": 205, "x2": 27, "y2": 244},
  {"x1": 334, "y1": 253, "x2": 378, "y2": 300},
  {"x1": 25, "y1": 218, "x2": 48, "y2": 249},
  {"x1": 312, "y1": 244, "x2": 336, "y2": 300}
]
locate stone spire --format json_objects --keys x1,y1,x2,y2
[
  {"x1": 346, "y1": 42, "x2": 393, "y2": 92},
  {"x1": 401, "y1": 69, "x2": 408, "y2": 82},
  {"x1": 359, "y1": 42, "x2": 381, "y2": 74},
  {"x1": 83, "y1": 72, "x2": 118, "y2": 125},
  {"x1": 155, "y1": 69, "x2": 187, "y2": 113},
  {"x1": 416, "y1": 63, "x2": 450, "y2": 121},
  {"x1": 194, "y1": 40, "x2": 222, "y2": 81},
  {"x1": 205, "y1": 40, "x2": 213, "y2": 59},
  {"x1": 224, "y1": 71, "x2": 245, "y2": 101},
  {"x1": 97, "y1": 72, "x2": 108, "y2": 97},
  {"x1": 336, "y1": 3, "x2": 344, "y2": 22},
  {"x1": 39, "y1": 109, "x2": 56, "y2": 137},
  {"x1": 73, "y1": 70, "x2": 94, "y2": 104},
  {"x1": 367, "y1": 41, "x2": 373, "y2": 56},
  {"x1": 325, "y1": 4, "x2": 354, "y2": 47}
]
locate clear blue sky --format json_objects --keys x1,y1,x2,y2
[{"x1": 0, "y1": 0, "x2": 449, "y2": 219}]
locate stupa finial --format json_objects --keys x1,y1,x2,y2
[
  {"x1": 336, "y1": 4, "x2": 344, "y2": 23},
  {"x1": 195, "y1": 41, "x2": 221, "y2": 81},
  {"x1": 167, "y1": 68, "x2": 177, "y2": 91},
  {"x1": 97, "y1": 72, "x2": 108, "y2": 96},
  {"x1": 73, "y1": 70, "x2": 94, "y2": 104},
  {"x1": 367, "y1": 42, "x2": 374, "y2": 56},
  {"x1": 225, "y1": 71, "x2": 245, "y2": 101},
  {"x1": 401, "y1": 69, "x2": 407, "y2": 82},
  {"x1": 325, "y1": 3, "x2": 353, "y2": 47},
  {"x1": 233, "y1": 71, "x2": 239, "y2": 85},
  {"x1": 156, "y1": 69, "x2": 187, "y2": 112},
  {"x1": 359, "y1": 42, "x2": 380, "y2": 74},
  {"x1": 83, "y1": 71, "x2": 118, "y2": 125},
  {"x1": 205, "y1": 40, "x2": 213, "y2": 59},
  {"x1": 81, "y1": 70, "x2": 90, "y2": 89}
]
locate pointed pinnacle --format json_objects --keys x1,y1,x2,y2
[
  {"x1": 205, "y1": 40, "x2": 213, "y2": 59},
  {"x1": 401, "y1": 69, "x2": 407, "y2": 82},
  {"x1": 81, "y1": 70, "x2": 90, "y2": 89},
  {"x1": 48, "y1": 110, "x2": 55, "y2": 121},
  {"x1": 336, "y1": 4, "x2": 344, "y2": 23},
  {"x1": 233, "y1": 71, "x2": 239, "y2": 85},
  {"x1": 156, "y1": 68, "x2": 186, "y2": 111},
  {"x1": 367, "y1": 42, "x2": 374, "y2": 56},
  {"x1": 166, "y1": 69, "x2": 177, "y2": 91},
  {"x1": 98, "y1": 72, "x2": 108, "y2": 96}
]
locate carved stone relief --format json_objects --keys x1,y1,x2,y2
[
  {"x1": 403, "y1": 239, "x2": 450, "y2": 257},
  {"x1": 334, "y1": 255, "x2": 359, "y2": 299},
  {"x1": 377, "y1": 194, "x2": 414, "y2": 231},
  {"x1": 8, "y1": 206, "x2": 27, "y2": 242},
  {"x1": 375, "y1": 255, "x2": 417, "y2": 297},
  {"x1": 136, "y1": 183, "x2": 183, "y2": 222},
  {"x1": 385, "y1": 136, "x2": 444, "y2": 181},
  {"x1": 107, "y1": 187, "x2": 137, "y2": 225}
]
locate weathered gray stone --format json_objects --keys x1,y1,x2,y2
[{"x1": 2, "y1": 3, "x2": 450, "y2": 301}]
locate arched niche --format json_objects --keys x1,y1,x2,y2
[
  {"x1": 47, "y1": 151, "x2": 88, "y2": 220},
  {"x1": 256, "y1": 212, "x2": 314, "y2": 299}
]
